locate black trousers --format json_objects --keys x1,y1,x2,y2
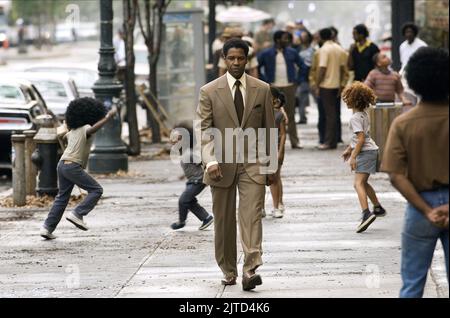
[{"x1": 320, "y1": 88, "x2": 339, "y2": 148}]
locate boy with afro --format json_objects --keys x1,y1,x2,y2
[
  {"x1": 341, "y1": 82, "x2": 386, "y2": 233},
  {"x1": 40, "y1": 97, "x2": 117, "y2": 239}
]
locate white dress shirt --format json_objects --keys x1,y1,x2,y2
[{"x1": 226, "y1": 71, "x2": 247, "y2": 108}]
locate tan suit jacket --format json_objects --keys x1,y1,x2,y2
[{"x1": 196, "y1": 74, "x2": 276, "y2": 188}]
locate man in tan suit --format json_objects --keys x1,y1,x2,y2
[{"x1": 196, "y1": 38, "x2": 276, "y2": 291}]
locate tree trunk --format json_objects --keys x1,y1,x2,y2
[
  {"x1": 123, "y1": 0, "x2": 141, "y2": 155},
  {"x1": 137, "y1": 0, "x2": 171, "y2": 144},
  {"x1": 147, "y1": 57, "x2": 161, "y2": 143}
]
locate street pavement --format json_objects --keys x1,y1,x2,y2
[{"x1": 0, "y1": 104, "x2": 448, "y2": 298}]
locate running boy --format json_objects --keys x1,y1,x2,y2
[
  {"x1": 40, "y1": 98, "x2": 116, "y2": 239},
  {"x1": 341, "y1": 82, "x2": 386, "y2": 233},
  {"x1": 170, "y1": 122, "x2": 213, "y2": 231}
]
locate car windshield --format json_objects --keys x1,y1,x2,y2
[
  {"x1": 28, "y1": 68, "x2": 97, "y2": 90},
  {"x1": 65, "y1": 70, "x2": 97, "y2": 90},
  {"x1": 30, "y1": 80, "x2": 68, "y2": 101},
  {"x1": 0, "y1": 85, "x2": 26, "y2": 102}
]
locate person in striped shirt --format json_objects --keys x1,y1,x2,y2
[{"x1": 364, "y1": 53, "x2": 411, "y2": 105}]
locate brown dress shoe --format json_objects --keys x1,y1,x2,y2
[
  {"x1": 242, "y1": 273, "x2": 262, "y2": 291},
  {"x1": 221, "y1": 277, "x2": 237, "y2": 286}
]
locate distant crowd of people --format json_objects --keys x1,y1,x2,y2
[{"x1": 209, "y1": 20, "x2": 429, "y2": 151}]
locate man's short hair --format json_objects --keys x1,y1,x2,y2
[
  {"x1": 401, "y1": 22, "x2": 419, "y2": 37},
  {"x1": 405, "y1": 47, "x2": 449, "y2": 102},
  {"x1": 329, "y1": 26, "x2": 338, "y2": 37},
  {"x1": 273, "y1": 30, "x2": 287, "y2": 42},
  {"x1": 222, "y1": 38, "x2": 249, "y2": 57},
  {"x1": 354, "y1": 24, "x2": 369, "y2": 38},
  {"x1": 319, "y1": 28, "x2": 332, "y2": 41}
]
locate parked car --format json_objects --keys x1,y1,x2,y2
[
  {"x1": 4, "y1": 72, "x2": 80, "y2": 120},
  {"x1": 25, "y1": 64, "x2": 98, "y2": 98},
  {"x1": 0, "y1": 78, "x2": 55, "y2": 169}
]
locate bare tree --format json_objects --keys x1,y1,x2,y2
[
  {"x1": 122, "y1": 0, "x2": 140, "y2": 155},
  {"x1": 136, "y1": 0, "x2": 171, "y2": 144}
]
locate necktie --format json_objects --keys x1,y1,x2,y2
[{"x1": 234, "y1": 80, "x2": 244, "y2": 125}]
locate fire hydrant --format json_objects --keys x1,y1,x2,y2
[{"x1": 31, "y1": 115, "x2": 58, "y2": 197}]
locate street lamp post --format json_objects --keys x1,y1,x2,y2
[{"x1": 88, "y1": 0, "x2": 128, "y2": 174}]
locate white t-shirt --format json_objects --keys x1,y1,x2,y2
[
  {"x1": 399, "y1": 38, "x2": 427, "y2": 72},
  {"x1": 273, "y1": 49, "x2": 289, "y2": 86},
  {"x1": 349, "y1": 111, "x2": 378, "y2": 151}
]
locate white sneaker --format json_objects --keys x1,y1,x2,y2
[
  {"x1": 273, "y1": 209, "x2": 283, "y2": 218},
  {"x1": 279, "y1": 204, "x2": 285, "y2": 212},
  {"x1": 40, "y1": 227, "x2": 56, "y2": 240},
  {"x1": 66, "y1": 212, "x2": 89, "y2": 231}
]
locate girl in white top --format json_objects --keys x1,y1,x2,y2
[{"x1": 341, "y1": 82, "x2": 386, "y2": 233}]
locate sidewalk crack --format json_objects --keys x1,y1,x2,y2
[{"x1": 113, "y1": 231, "x2": 171, "y2": 298}]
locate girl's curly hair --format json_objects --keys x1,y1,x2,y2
[
  {"x1": 65, "y1": 97, "x2": 107, "y2": 130},
  {"x1": 342, "y1": 81, "x2": 376, "y2": 111}
]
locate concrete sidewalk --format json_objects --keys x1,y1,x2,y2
[{"x1": 0, "y1": 106, "x2": 448, "y2": 298}]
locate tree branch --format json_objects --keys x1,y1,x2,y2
[
  {"x1": 145, "y1": 0, "x2": 152, "y2": 50},
  {"x1": 136, "y1": 0, "x2": 149, "y2": 45}
]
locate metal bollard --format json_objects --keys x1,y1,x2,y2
[
  {"x1": 11, "y1": 134, "x2": 26, "y2": 206},
  {"x1": 24, "y1": 130, "x2": 37, "y2": 196},
  {"x1": 31, "y1": 115, "x2": 58, "y2": 197}
]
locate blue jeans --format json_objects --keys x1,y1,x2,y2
[
  {"x1": 400, "y1": 187, "x2": 449, "y2": 298},
  {"x1": 179, "y1": 181, "x2": 209, "y2": 223},
  {"x1": 44, "y1": 162, "x2": 103, "y2": 232}
]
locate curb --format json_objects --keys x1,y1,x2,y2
[{"x1": 4, "y1": 52, "x2": 69, "y2": 61}]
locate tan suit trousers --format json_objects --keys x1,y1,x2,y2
[{"x1": 211, "y1": 164, "x2": 265, "y2": 278}]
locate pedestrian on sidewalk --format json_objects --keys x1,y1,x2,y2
[
  {"x1": 316, "y1": 28, "x2": 346, "y2": 150},
  {"x1": 258, "y1": 30, "x2": 304, "y2": 149},
  {"x1": 399, "y1": 22, "x2": 427, "y2": 73},
  {"x1": 380, "y1": 47, "x2": 449, "y2": 298},
  {"x1": 341, "y1": 82, "x2": 386, "y2": 233},
  {"x1": 170, "y1": 123, "x2": 213, "y2": 231},
  {"x1": 40, "y1": 98, "x2": 117, "y2": 240},
  {"x1": 296, "y1": 30, "x2": 315, "y2": 125},
  {"x1": 364, "y1": 53, "x2": 411, "y2": 105},
  {"x1": 309, "y1": 36, "x2": 326, "y2": 146},
  {"x1": 348, "y1": 24, "x2": 379, "y2": 83},
  {"x1": 330, "y1": 26, "x2": 350, "y2": 144},
  {"x1": 268, "y1": 87, "x2": 287, "y2": 219},
  {"x1": 197, "y1": 38, "x2": 276, "y2": 291}
]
